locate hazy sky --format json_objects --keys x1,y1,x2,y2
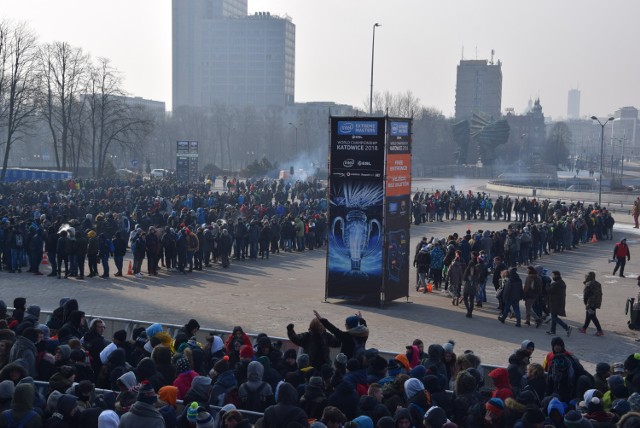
[{"x1": 4, "y1": 0, "x2": 639, "y2": 119}]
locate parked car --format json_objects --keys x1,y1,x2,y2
[{"x1": 150, "y1": 168, "x2": 169, "y2": 179}]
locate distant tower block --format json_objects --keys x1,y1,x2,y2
[{"x1": 567, "y1": 89, "x2": 581, "y2": 119}]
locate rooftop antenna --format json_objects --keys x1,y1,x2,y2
[
  {"x1": 490, "y1": 49, "x2": 495, "y2": 65},
  {"x1": 461, "y1": 46, "x2": 464, "y2": 60},
  {"x1": 475, "y1": 45, "x2": 478, "y2": 59}
]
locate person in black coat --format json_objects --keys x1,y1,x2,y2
[
  {"x1": 287, "y1": 318, "x2": 340, "y2": 370},
  {"x1": 314, "y1": 311, "x2": 368, "y2": 360},
  {"x1": 261, "y1": 382, "x2": 308, "y2": 428},
  {"x1": 327, "y1": 380, "x2": 359, "y2": 420}
]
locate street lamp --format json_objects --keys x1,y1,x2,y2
[
  {"x1": 369, "y1": 23, "x2": 381, "y2": 115},
  {"x1": 591, "y1": 115, "x2": 615, "y2": 206},
  {"x1": 288, "y1": 122, "x2": 298, "y2": 154}
]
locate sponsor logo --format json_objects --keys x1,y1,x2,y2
[
  {"x1": 338, "y1": 122, "x2": 354, "y2": 133},
  {"x1": 390, "y1": 121, "x2": 409, "y2": 136},
  {"x1": 357, "y1": 160, "x2": 372, "y2": 166},
  {"x1": 337, "y1": 121, "x2": 378, "y2": 135},
  {"x1": 343, "y1": 159, "x2": 355, "y2": 167}
]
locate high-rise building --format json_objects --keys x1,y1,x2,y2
[
  {"x1": 172, "y1": 0, "x2": 295, "y2": 110},
  {"x1": 454, "y1": 59, "x2": 502, "y2": 121},
  {"x1": 567, "y1": 89, "x2": 580, "y2": 119}
]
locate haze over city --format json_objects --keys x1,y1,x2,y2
[{"x1": 4, "y1": 0, "x2": 639, "y2": 118}]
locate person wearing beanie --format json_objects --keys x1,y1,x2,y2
[
  {"x1": 424, "y1": 405, "x2": 449, "y2": 428},
  {"x1": 178, "y1": 319, "x2": 201, "y2": 339},
  {"x1": 594, "y1": 362, "x2": 611, "y2": 393},
  {"x1": 172, "y1": 356, "x2": 198, "y2": 400},
  {"x1": 119, "y1": 381, "x2": 164, "y2": 428},
  {"x1": 483, "y1": 397, "x2": 504, "y2": 427},
  {"x1": 51, "y1": 393, "x2": 79, "y2": 426},
  {"x1": 349, "y1": 415, "x2": 374, "y2": 428},
  {"x1": 300, "y1": 376, "x2": 329, "y2": 420},
  {"x1": 196, "y1": 408, "x2": 214, "y2": 428},
  {"x1": 404, "y1": 378, "x2": 430, "y2": 426},
  {"x1": 313, "y1": 310, "x2": 369, "y2": 359},
  {"x1": 209, "y1": 356, "x2": 237, "y2": 407}
]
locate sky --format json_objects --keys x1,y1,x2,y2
[{"x1": 4, "y1": 0, "x2": 639, "y2": 120}]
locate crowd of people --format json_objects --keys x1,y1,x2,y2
[{"x1": 0, "y1": 298, "x2": 639, "y2": 427}]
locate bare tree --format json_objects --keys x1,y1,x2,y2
[
  {"x1": 36, "y1": 41, "x2": 88, "y2": 170},
  {"x1": 0, "y1": 21, "x2": 39, "y2": 180},
  {"x1": 84, "y1": 58, "x2": 152, "y2": 177}
]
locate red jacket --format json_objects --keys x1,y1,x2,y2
[{"x1": 614, "y1": 242, "x2": 630, "y2": 259}]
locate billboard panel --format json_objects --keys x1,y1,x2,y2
[
  {"x1": 383, "y1": 119, "x2": 412, "y2": 303},
  {"x1": 326, "y1": 118, "x2": 385, "y2": 304}
]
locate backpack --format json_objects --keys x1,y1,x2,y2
[
  {"x1": 15, "y1": 233, "x2": 24, "y2": 248},
  {"x1": 223, "y1": 386, "x2": 241, "y2": 408},
  {"x1": 2, "y1": 409, "x2": 37, "y2": 428},
  {"x1": 239, "y1": 382, "x2": 268, "y2": 412}
]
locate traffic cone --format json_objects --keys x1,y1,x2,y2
[
  {"x1": 591, "y1": 234, "x2": 598, "y2": 243},
  {"x1": 41, "y1": 252, "x2": 49, "y2": 265},
  {"x1": 127, "y1": 260, "x2": 134, "y2": 275}
]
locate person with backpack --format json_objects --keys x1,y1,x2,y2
[
  {"x1": 579, "y1": 271, "x2": 604, "y2": 336},
  {"x1": 86, "y1": 230, "x2": 99, "y2": 278},
  {"x1": 546, "y1": 271, "x2": 572, "y2": 337},
  {"x1": 613, "y1": 238, "x2": 631, "y2": 278},
  {"x1": 112, "y1": 231, "x2": 127, "y2": 277},
  {"x1": 237, "y1": 361, "x2": 273, "y2": 413}
]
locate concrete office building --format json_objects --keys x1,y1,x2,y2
[
  {"x1": 172, "y1": 0, "x2": 295, "y2": 109},
  {"x1": 454, "y1": 59, "x2": 503, "y2": 122},
  {"x1": 567, "y1": 89, "x2": 580, "y2": 119}
]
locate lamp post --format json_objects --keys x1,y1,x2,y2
[
  {"x1": 591, "y1": 115, "x2": 615, "y2": 206},
  {"x1": 288, "y1": 122, "x2": 298, "y2": 154},
  {"x1": 369, "y1": 23, "x2": 381, "y2": 115}
]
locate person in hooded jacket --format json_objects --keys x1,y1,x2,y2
[
  {"x1": 314, "y1": 310, "x2": 369, "y2": 360},
  {"x1": 299, "y1": 376, "x2": 328, "y2": 420},
  {"x1": 86, "y1": 230, "x2": 99, "y2": 278},
  {"x1": 182, "y1": 375, "x2": 211, "y2": 407},
  {"x1": 420, "y1": 345, "x2": 447, "y2": 380},
  {"x1": 382, "y1": 374, "x2": 409, "y2": 415},
  {"x1": 328, "y1": 379, "x2": 360, "y2": 420},
  {"x1": 261, "y1": 382, "x2": 308, "y2": 428},
  {"x1": 96, "y1": 348, "x2": 128, "y2": 391},
  {"x1": 257, "y1": 356, "x2": 280, "y2": 391},
  {"x1": 498, "y1": 268, "x2": 523, "y2": 327},
  {"x1": 237, "y1": 360, "x2": 274, "y2": 412},
  {"x1": 287, "y1": 318, "x2": 341, "y2": 370},
  {"x1": 0, "y1": 383, "x2": 41, "y2": 428},
  {"x1": 57, "y1": 311, "x2": 87, "y2": 345},
  {"x1": 422, "y1": 375, "x2": 454, "y2": 419},
  {"x1": 209, "y1": 357, "x2": 237, "y2": 407},
  {"x1": 452, "y1": 371, "x2": 482, "y2": 427},
  {"x1": 404, "y1": 378, "x2": 431, "y2": 428},
  {"x1": 8, "y1": 328, "x2": 39, "y2": 378},
  {"x1": 118, "y1": 382, "x2": 164, "y2": 428},
  {"x1": 136, "y1": 357, "x2": 168, "y2": 392},
  {"x1": 488, "y1": 367, "x2": 513, "y2": 402},
  {"x1": 151, "y1": 345, "x2": 176, "y2": 386}
]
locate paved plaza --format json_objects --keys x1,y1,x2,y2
[{"x1": 2, "y1": 178, "x2": 639, "y2": 372}]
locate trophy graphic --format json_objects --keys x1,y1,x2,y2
[{"x1": 331, "y1": 209, "x2": 381, "y2": 271}]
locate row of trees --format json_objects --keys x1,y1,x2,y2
[{"x1": 0, "y1": 21, "x2": 153, "y2": 179}]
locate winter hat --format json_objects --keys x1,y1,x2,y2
[
  {"x1": 376, "y1": 417, "x2": 395, "y2": 428},
  {"x1": 297, "y1": 353, "x2": 310, "y2": 368},
  {"x1": 409, "y1": 365, "x2": 427, "y2": 380},
  {"x1": 564, "y1": 410, "x2": 584, "y2": 427},
  {"x1": 26, "y1": 305, "x2": 40, "y2": 319},
  {"x1": 284, "y1": 349, "x2": 297, "y2": 360},
  {"x1": 214, "y1": 356, "x2": 230, "y2": 374},
  {"x1": 310, "y1": 422, "x2": 328, "y2": 428},
  {"x1": 387, "y1": 359, "x2": 402, "y2": 376},
  {"x1": 75, "y1": 380, "x2": 94, "y2": 398},
  {"x1": 113, "y1": 330, "x2": 127, "y2": 343},
  {"x1": 345, "y1": 315, "x2": 359, "y2": 329},
  {"x1": 485, "y1": 398, "x2": 505, "y2": 416},
  {"x1": 335, "y1": 353, "x2": 348, "y2": 366},
  {"x1": 146, "y1": 323, "x2": 163, "y2": 338},
  {"x1": 596, "y1": 362, "x2": 611, "y2": 374},
  {"x1": 175, "y1": 356, "x2": 191, "y2": 374},
  {"x1": 70, "y1": 349, "x2": 85, "y2": 362},
  {"x1": 97, "y1": 410, "x2": 120, "y2": 428},
  {"x1": 239, "y1": 345, "x2": 254, "y2": 359},
  {"x1": 521, "y1": 340, "x2": 535, "y2": 351},
  {"x1": 424, "y1": 406, "x2": 447, "y2": 427},
  {"x1": 628, "y1": 392, "x2": 640, "y2": 411},
  {"x1": 346, "y1": 358, "x2": 360, "y2": 372},
  {"x1": 196, "y1": 409, "x2": 214, "y2": 428},
  {"x1": 404, "y1": 378, "x2": 424, "y2": 399},
  {"x1": 395, "y1": 354, "x2": 411, "y2": 372},
  {"x1": 46, "y1": 390, "x2": 62, "y2": 413},
  {"x1": 365, "y1": 348, "x2": 379, "y2": 361},
  {"x1": 185, "y1": 319, "x2": 201, "y2": 332},
  {"x1": 370, "y1": 355, "x2": 388, "y2": 372},
  {"x1": 187, "y1": 402, "x2": 199, "y2": 423},
  {"x1": 612, "y1": 399, "x2": 631, "y2": 416},
  {"x1": 308, "y1": 376, "x2": 324, "y2": 389},
  {"x1": 158, "y1": 385, "x2": 178, "y2": 407},
  {"x1": 99, "y1": 343, "x2": 117, "y2": 364},
  {"x1": 442, "y1": 340, "x2": 455, "y2": 354},
  {"x1": 584, "y1": 271, "x2": 596, "y2": 283},
  {"x1": 608, "y1": 374, "x2": 625, "y2": 389},
  {"x1": 57, "y1": 394, "x2": 78, "y2": 417},
  {"x1": 350, "y1": 415, "x2": 373, "y2": 428},
  {"x1": 137, "y1": 382, "x2": 157, "y2": 404}
]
